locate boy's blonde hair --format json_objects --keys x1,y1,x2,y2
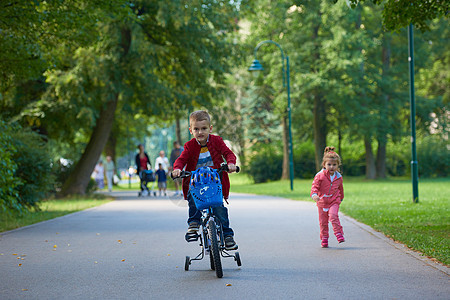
[
  {"x1": 189, "y1": 110, "x2": 211, "y2": 126},
  {"x1": 322, "y1": 146, "x2": 342, "y2": 170}
]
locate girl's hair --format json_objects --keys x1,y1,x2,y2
[{"x1": 322, "y1": 146, "x2": 342, "y2": 169}]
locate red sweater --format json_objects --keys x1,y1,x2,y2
[
  {"x1": 173, "y1": 134, "x2": 237, "y2": 200},
  {"x1": 310, "y1": 169, "x2": 344, "y2": 208}
]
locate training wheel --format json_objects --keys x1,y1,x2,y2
[
  {"x1": 185, "y1": 256, "x2": 190, "y2": 271},
  {"x1": 235, "y1": 252, "x2": 242, "y2": 267}
]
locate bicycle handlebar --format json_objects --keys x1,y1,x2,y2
[{"x1": 171, "y1": 163, "x2": 240, "y2": 180}]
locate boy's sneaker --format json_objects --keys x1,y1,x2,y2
[
  {"x1": 336, "y1": 233, "x2": 345, "y2": 243},
  {"x1": 225, "y1": 236, "x2": 238, "y2": 250},
  {"x1": 187, "y1": 222, "x2": 200, "y2": 233},
  {"x1": 321, "y1": 238, "x2": 328, "y2": 248}
]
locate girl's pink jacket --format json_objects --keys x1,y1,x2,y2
[{"x1": 310, "y1": 169, "x2": 344, "y2": 208}]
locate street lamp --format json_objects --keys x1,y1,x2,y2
[
  {"x1": 408, "y1": 24, "x2": 419, "y2": 203},
  {"x1": 248, "y1": 40, "x2": 294, "y2": 191}
]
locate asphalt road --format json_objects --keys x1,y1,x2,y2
[{"x1": 0, "y1": 191, "x2": 448, "y2": 300}]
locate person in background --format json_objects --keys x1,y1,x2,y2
[
  {"x1": 105, "y1": 156, "x2": 115, "y2": 192},
  {"x1": 135, "y1": 144, "x2": 152, "y2": 193},
  {"x1": 155, "y1": 150, "x2": 169, "y2": 172},
  {"x1": 94, "y1": 160, "x2": 105, "y2": 190},
  {"x1": 155, "y1": 163, "x2": 167, "y2": 196},
  {"x1": 169, "y1": 141, "x2": 183, "y2": 196}
]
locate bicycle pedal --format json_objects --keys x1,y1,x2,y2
[{"x1": 185, "y1": 232, "x2": 199, "y2": 242}]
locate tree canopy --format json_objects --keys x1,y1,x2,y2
[{"x1": 345, "y1": 0, "x2": 450, "y2": 31}]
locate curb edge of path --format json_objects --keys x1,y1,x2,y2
[{"x1": 341, "y1": 212, "x2": 449, "y2": 276}]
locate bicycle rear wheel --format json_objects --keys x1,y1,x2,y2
[{"x1": 208, "y1": 219, "x2": 223, "y2": 278}]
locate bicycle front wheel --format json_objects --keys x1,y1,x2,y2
[{"x1": 208, "y1": 219, "x2": 223, "y2": 278}]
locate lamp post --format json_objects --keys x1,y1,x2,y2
[
  {"x1": 408, "y1": 24, "x2": 419, "y2": 203},
  {"x1": 248, "y1": 40, "x2": 294, "y2": 191}
]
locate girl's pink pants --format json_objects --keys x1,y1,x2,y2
[{"x1": 318, "y1": 203, "x2": 343, "y2": 240}]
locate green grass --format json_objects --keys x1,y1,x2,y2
[
  {"x1": 230, "y1": 174, "x2": 450, "y2": 265},
  {"x1": 0, "y1": 196, "x2": 112, "y2": 233}
]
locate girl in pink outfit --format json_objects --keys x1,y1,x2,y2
[{"x1": 311, "y1": 146, "x2": 345, "y2": 248}]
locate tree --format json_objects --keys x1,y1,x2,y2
[
  {"x1": 344, "y1": 0, "x2": 450, "y2": 31},
  {"x1": 24, "y1": 0, "x2": 243, "y2": 195},
  {"x1": 0, "y1": 0, "x2": 122, "y2": 97}
]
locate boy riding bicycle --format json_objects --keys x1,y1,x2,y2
[{"x1": 172, "y1": 110, "x2": 238, "y2": 250}]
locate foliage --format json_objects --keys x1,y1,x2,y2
[
  {"x1": 0, "y1": 0, "x2": 125, "y2": 94},
  {"x1": 247, "y1": 144, "x2": 283, "y2": 183},
  {"x1": 416, "y1": 135, "x2": 449, "y2": 178},
  {"x1": 0, "y1": 120, "x2": 21, "y2": 212},
  {"x1": 12, "y1": 127, "x2": 55, "y2": 210},
  {"x1": 345, "y1": 0, "x2": 450, "y2": 31},
  {"x1": 293, "y1": 141, "x2": 316, "y2": 179}
]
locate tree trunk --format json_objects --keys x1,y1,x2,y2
[
  {"x1": 60, "y1": 26, "x2": 132, "y2": 195},
  {"x1": 364, "y1": 138, "x2": 376, "y2": 179},
  {"x1": 105, "y1": 129, "x2": 117, "y2": 162},
  {"x1": 311, "y1": 21, "x2": 327, "y2": 172},
  {"x1": 175, "y1": 117, "x2": 182, "y2": 144},
  {"x1": 376, "y1": 140, "x2": 387, "y2": 178},
  {"x1": 281, "y1": 115, "x2": 289, "y2": 179},
  {"x1": 60, "y1": 97, "x2": 119, "y2": 195},
  {"x1": 313, "y1": 94, "x2": 327, "y2": 171},
  {"x1": 376, "y1": 37, "x2": 391, "y2": 179}
]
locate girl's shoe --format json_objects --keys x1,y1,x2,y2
[
  {"x1": 321, "y1": 239, "x2": 328, "y2": 248},
  {"x1": 336, "y1": 233, "x2": 345, "y2": 243}
]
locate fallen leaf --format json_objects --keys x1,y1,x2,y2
[
  {"x1": 117, "y1": 240, "x2": 122, "y2": 244},
  {"x1": 53, "y1": 245, "x2": 57, "y2": 248},
  {"x1": 226, "y1": 284, "x2": 232, "y2": 287},
  {"x1": 121, "y1": 259, "x2": 125, "y2": 262},
  {"x1": 167, "y1": 254, "x2": 171, "y2": 256},
  {"x1": 94, "y1": 261, "x2": 98, "y2": 264},
  {"x1": 0, "y1": 253, "x2": 4, "y2": 255},
  {"x1": 44, "y1": 240, "x2": 48, "y2": 242},
  {"x1": 21, "y1": 258, "x2": 25, "y2": 260},
  {"x1": 18, "y1": 264, "x2": 22, "y2": 267},
  {"x1": 22, "y1": 289, "x2": 28, "y2": 291},
  {"x1": 12, "y1": 253, "x2": 18, "y2": 256}
]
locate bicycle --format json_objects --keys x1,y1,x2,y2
[{"x1": 171, "y1": 163, "x2": 242, "y2": 278}]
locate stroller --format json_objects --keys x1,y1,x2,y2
[{"x1": 138, "y1": 169, "x2": 156, "y2": 197}]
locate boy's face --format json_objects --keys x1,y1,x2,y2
[{"x1": 189, "y1": 119, "x2": 212, "y2": 146}]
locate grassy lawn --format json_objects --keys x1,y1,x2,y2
[
  {"x1": 0, "y1": 196, "x2": 112, "y2": 233},
  {"x1": 230, "y1": 174, "x2": 450, "y2": 265}
]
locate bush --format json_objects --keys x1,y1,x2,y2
[
  {"x1": 293, "y1": 141, "x2": 316, "y2": 179},
  {"x1": 12, "y1": 127, "x2": 54, "y2": 210},
  {"x1": 417, "y1": 135, "x2": 449, "y2": 177},
  {"x1": 247, "y1": 146, "x2": 283, "y2": 183},
  {"x1": 0, "y1": 120, "x2": 22, "y2": 212}
]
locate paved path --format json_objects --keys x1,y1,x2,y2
[{"x1": 0, "y1": 192, "x2": 448, "y2": 299}]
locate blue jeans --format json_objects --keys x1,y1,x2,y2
[{"x1": 187, "y1": 192, "x2": 234, "y2": 237}]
